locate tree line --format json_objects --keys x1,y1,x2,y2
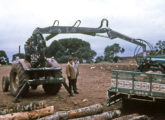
[
  {"x1": 1, "y1": 39, "x2": 165, "y2": 64},
  {"x1": 45, "y1": 38, "x2": 125, "y2": 63},
  {"x1": 45, "y1": 38, "x2": 96, "y2": 63}
]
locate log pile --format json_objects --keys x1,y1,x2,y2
[
  {"x1": 112, "y1": 113, "x2": 150, "y2": 120},
  {"x1": 0, "y1": 101, "x2": 46, "y2": 115},
  {"x1": 0, "y1": 103, "x2": 151, "y2": 120},
  {"x1": 0, "y1": 106, "x2": 54, "y2": 120},
  {"x1": 39, "y1": 104, "x2": 104, "y2": 120},
  {"x1": 69, "y1": 110, "x2": 121, "y2": 120}
]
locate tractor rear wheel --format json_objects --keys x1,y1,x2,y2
[
  {"x1": 43, "y1": 71, "x2": 62, "y2": 95},
  {"x1": 2, "y1": 76, "x2": 9, "y2": 92},
  {"x1": 10, "y1": 63, "x2": 29, "y2": 97}
]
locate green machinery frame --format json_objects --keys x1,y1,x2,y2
[{"x1": 107, "y1": 70, "x2": 165, "y2": 106}]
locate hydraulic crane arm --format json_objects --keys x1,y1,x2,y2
[
  {"x1": 32, "y1": 19, "x2": 146, "y2": 53},
  {"x1": 106, "y1": 29, "x2": 146, "y2": 52}
]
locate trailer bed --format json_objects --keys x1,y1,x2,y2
[{"x1": 107, "y1": 70, "x2": 165, "y2": 106}]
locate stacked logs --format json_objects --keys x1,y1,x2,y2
[
  {"x1": 0, "y1": 101, "x2": 45, "y2": 115},
  {"x1": 0, "y1": 103, "x2": 150, "y2": 120},
  {"x1": 38, "y1": 104, "x2": 106, "y2": 120},
  {"x1": 69, "y1": 110, "x2": 121, "y2": 120},
  {"x1": 0, "y1": 106, "x2": 54, "y2": 120},
  {"x1": 112, "y1": 113, "x2": 150, "y2": 120}
]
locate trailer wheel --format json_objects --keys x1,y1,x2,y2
[
  {"x1": 10, "y1": 63, "x2": 29, "y2": 97},
  {"x1": 2, "y1": 76, "x2": 9, "y2": 92},
  {"x1": 43, "y1": 71, "x2": 62, "y2": 95}
]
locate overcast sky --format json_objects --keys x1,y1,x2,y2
[{"x1": 0, "y1": 0, "x2": 165, "y2": 61}]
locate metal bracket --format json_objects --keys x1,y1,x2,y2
[
  {"x1": 107, "y1": 91, "x2": 122, "y2": 106},
  {"x1": 14, "y1": 81, "x2": 29, "y2": 103},
  {"x1": 98, "y1": 18, "x2": 109, "y2": 28},
  {"x1": 53, "y1": 20, "x2": 59, "y2": 26},
  {"x1": 73, "y1": 20, "x2": 81, "y2": 27}
]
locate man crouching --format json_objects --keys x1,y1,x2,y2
[{"x1": 66, "y1": 57, "x2": 79, "y2": 96}]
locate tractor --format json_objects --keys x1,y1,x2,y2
[{"x1": 2, "y1": 18, "x2": 164, "y2": 103}]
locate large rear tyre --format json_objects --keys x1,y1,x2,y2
[
  {"x1": 2, "y1": 76, "x2": 9, "y2": 92},
  {"x1": 43, "y1": 71, "x2": 62, "y2": 95},
  {"x1": 10, "y1": 63, "x2": 29, "y2": 97}
]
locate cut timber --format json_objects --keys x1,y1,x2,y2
[
  {"x1": 128, "y1": 115, "x2": 150, "y2": 120},
  {"x1": 112, "y1": 113, "x2": 139, "y2": 120},
  {"x1": 39, "y1": 104, "x2": 103, "y2": 120},
  {"x1": 0, "y1": 101, "x2": 46, "y2": 115},
  {"x1": 70, "y1": 110, "x2": 121, "y2": 120},
  {"x1": 0, "y1": 106, "x2": 54, "y2": 120}
]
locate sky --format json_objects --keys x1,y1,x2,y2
[{"x1": 0, "y1": 0, "x2": 165, "y2": 61}]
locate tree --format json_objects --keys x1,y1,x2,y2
[
  {"x1": 104, "y1": 43, "x2": 125, "y2": 62},
  {"x1": 46, "y1": 40, "x2": 65, "y2": 58},
  {"x1": 46, "y1": 38, "x2": 96, "y2": 63},
  {"x1": 0, "y1": 50, "x2": 9, "y2": 64},
  {"x1": 95, "y1": 56, "x2": 104, "y2": 63},
  {"x1": 154, "y1": 40, "x2": 165, "y2": 55}
]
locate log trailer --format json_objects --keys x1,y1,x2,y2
[{"x1": 1, "y1": 19, "x2": 165, "y2": 103}]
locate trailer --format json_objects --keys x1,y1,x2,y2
[{"x1": 107, "y1": 70, "x2": 165, "y2": 106}]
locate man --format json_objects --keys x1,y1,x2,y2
[
  {"x1": 74, "y1": 58, "x2": 79, "y2": 92},
  {"x1": 66, "y1": 58, "x2": 79, "y2": 96},
  {"x1": 24, "y1": 40, "x2": 36, "y2": 62}
]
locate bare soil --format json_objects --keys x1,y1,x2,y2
[{"x1": 0, "y1": 62, "x2": 165, "y2": 119}]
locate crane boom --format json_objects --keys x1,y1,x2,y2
[{"x1": 32, "y1": 19, "x2": 146, "y2": 53}]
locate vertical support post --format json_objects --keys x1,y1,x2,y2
[
  {"x1": 116, "y1": 72, "x2": 118, "y2": 92},
  {"x1": 132, "y1": 73, "x2": 135, "y2": 94},
  {"x1": 149, "y1": 74, "x2": 152, "y2": 96}
]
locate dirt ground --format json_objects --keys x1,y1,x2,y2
[
  {"x1": 0, "y1": 62, "x2": 165, "y2": 119},
  {"x1": 0, "y1": 64, "x2": 117, "y2": 110}
]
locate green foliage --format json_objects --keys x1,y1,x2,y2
[
  {"x1": 104, "y1": 43, "x2": 125, "y2": 62},
  {"x1": 154, "y1": 40, "x2": 165, "y2": 54},
  {"x1": 46, "y1": 38, "x2": 96, "y2": 63},
  {"x1": 12, "y1": 53, "x2": 25, "y2": 61},
  {"x1": 113, "y1": 56, "x2": 120, "y2": 63},
  {"x1": 0, "y1": 50, "x2": 9, "y2": 64},
  {"x1": 95, "y1": 56, "x2": 104, "y2": 63}
]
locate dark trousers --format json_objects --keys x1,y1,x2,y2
[
  {"x1": 68, "y1": 78, "x2": 76, "y2": 94},
  {"x1": 75, "y1": 74, "x2": 79, "y2": 90},
  {"x1": 75, "y1": 77, "x2": 78, "y2": 90}
]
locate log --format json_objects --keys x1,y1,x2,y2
[
  {"x1": 39, "y1": 104, "x2": 103, "y2": 120},
  {"x1": 128, "y1": 115, "x2": 149, "y2": 120},
  {"x1": 69, "y1": 110, "x2": 121, "y2": 120},
  {"x1": 0, "y1": 101, "x2": 46, "y2": 115},
  {"x1": 0, "y1": 106, "x2": 54, "y2": 120},
  {"x1": 112, "y1": 113, "x2": 139, "y2": 120}
]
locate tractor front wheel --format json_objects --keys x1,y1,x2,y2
[
  {"x1": 2, "y1": 76, "x2": 9, "y2": 92},
  {"x1": 10, "y1": 63, "x2": 29, "y2": 97}
]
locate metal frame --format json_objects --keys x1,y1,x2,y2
[
  {"x1": 32, "y1": 19, "x2": 147, "y2": 53},
  {"x1": 24, "y1": 66, "x2": 62, "y2": 71},
  {"x1": 27, "y1": 77, "x2": 65, "y2": 85},
  {"x1": 107, "y1": 70, "x2": 165, "y2": 106}
]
